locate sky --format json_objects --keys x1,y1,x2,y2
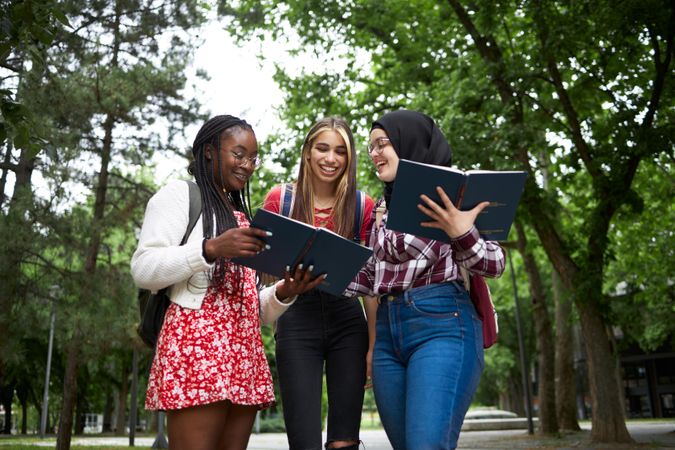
[
  {"x1": 188, "y1": 24, "x2": 286, "y2": 138},
  {"x1": 153, "y1": 19, "x2": 288, "y2": 181}
]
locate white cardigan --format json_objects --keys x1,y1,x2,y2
[{"x1": 130, "y1": 180, "x2": 294, "y2": 325}]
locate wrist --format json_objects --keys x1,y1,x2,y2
[
  {"x1": 202, "y1": 238, "x2": 216, "y2": 263},
  {"x1": 274, "y1": 281, "x2": 291, "y2": 303}
]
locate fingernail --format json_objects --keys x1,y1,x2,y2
[
  {"x1": 265, "y1": 244, "x2": 271, "y2": 250},
  {"x1": 308, "y1": 265, "x2": 314, "y2": 272},
  {"x1": 266, "y1": 231, "x2": 273, "y2": 236},
  {"x1": 285, "y1": 265, "x2": 290, "y2": 272},
  {"x1": 298, "y1": 264, "x2": 303, "y2": 270},
  {"x1": 322, "y1": 274, "x2": 328, "y2": 279}
]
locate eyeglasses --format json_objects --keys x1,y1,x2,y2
[
  {"x1": 367, "y1": 137, "x2": 391, "y2": 155},
  {"x1": 229, "y1": 151, "x2": 262, "y2": 168}
]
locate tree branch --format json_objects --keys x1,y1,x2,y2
[
  {"x1": 532, "y1": 2, "x2": 601, "y2": 180},
  {"x1": 445, "y1": 0, "x2": 580, "y2": 287},
  {"x1": 0, "y1": 162, "x2": 18, "y2": 172},
  {"x1": 643, "y1": 12, "x2": 674, "y2": 129}
]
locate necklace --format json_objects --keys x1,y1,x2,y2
[{"x1": 313, "y1": 197, "x2": 334, "y2": 210}]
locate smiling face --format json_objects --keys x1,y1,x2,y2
[
  {"x1": 369, "y1": 127, "x2": 399, "y2": 182},
  {"x1": 307, "y1": 130, "x2": 348, "y2": 188},
  {"x1": 205, "y1": 127, "x2": 258, "y2": 192}
]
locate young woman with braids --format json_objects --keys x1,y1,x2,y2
[
  {"x1": 262, "y1": 117, "x2": 375, "y2": 450},
  {"x1": 131, "y1": 115, "x2": 324, "y2": 450}
]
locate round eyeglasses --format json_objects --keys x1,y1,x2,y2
[
  {"x1": 228, "y1": 151, "x2": 262, "y2": 168},
  {"x1": 367, "y1": 137, "x2": 391, "y2": 155}
]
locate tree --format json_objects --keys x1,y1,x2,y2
[
  {"x1": 515, "y1": 222, "x2": 557, "y2": 433},
  {"x1": 29, "y1": 0, "x2": 207, "y2": 444},
  {"x1": 2, "y1": 0, "x2": 206, "y2": 445},
  {"x1": 222, "y1": 0, "x2": 674, "y2": 442}
]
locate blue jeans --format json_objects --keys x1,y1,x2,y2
[{"x1": 372, "y1": 282, "x2": 484, "y2": 450}]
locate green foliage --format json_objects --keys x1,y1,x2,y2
[
  {"x1": 0, "y1": 0, "x2": 67, "y2": 153},
  {"x1": 605, "y1": 154, "x2": 675, "y2": 351},
  {"x1": 258, "y1": 414, "x2": 286, "y2": 432},
  {"x1": 222, "y1": 2, "x2": 673, "y2": 430},
  {"x1": 0, "y1": 0, "x2": 209, "y2": 438}
]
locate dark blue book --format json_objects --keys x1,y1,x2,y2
[
  {"x1": 232, "y1": 209, "x2": 373, "y2": 296},
  {"x1": 388, "y1": 159, "x2": 528, "y2": 241}
]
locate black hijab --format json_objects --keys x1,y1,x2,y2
[{"x1": 371, "y1": 110, "x2": 452, "y2": 206}]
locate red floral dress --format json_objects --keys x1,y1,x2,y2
[{"x1": 145, "y1": 212, "x2": 275, "y2": 410}]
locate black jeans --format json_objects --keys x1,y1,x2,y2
[{"x1": 275, "y1": 289, "x2": 368, "y2": 450}]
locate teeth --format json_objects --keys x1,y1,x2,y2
[{"x1": 320, "y1": 166, "x2": 337, "y2": 173}]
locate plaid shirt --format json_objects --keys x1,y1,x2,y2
[{"x1": 345, "y1": 199, "x2": 505, "y2": 297}]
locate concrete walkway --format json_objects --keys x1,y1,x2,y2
[{"x1": 1, "y1": 421, "x2": 673, "y2": 449}]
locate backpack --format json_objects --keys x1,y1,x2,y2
[
  {"x1": 137, "y1": 180, "x2": 201, "y2": 348},
  {"x1": 279, "y1": 183, "x2": 365, "y2": 244}
]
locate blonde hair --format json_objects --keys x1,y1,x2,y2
[{"x1": 291, "y1": 117, "x2": 358, "y2": 239}]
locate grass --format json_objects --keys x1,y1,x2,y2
[
  {"x1": 0, "y1": 447, "x2": 151, "y2": 450},
  {"x1": 0, "y1": 435, "x2": 152, "y2": 449}
]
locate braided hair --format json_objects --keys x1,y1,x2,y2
[{"x1": 189, "y1": 115, "x2": 255, "y2": 285}]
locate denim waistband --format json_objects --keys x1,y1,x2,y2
[{"x1": 377, "y1": 281, "x2": 467, "y2": 305}]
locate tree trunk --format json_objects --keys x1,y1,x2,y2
[
  {"x1": 115, "y1": 367, "x2": 130, "y2": 436},
  {"x1": 56, "y1": 338, "x2": 79, "y2": 450},
  {"x1": 504, "y1": 378, "x2": 525, "y2": 416},
  {"x1": 74, "y1": 389, "x2": 85, "y2": 435},
  {"x1": 0, "y1": 142, "x2": 12, "y2": 209},
  {"x1": 148, "y1": 410, "x2": 158, "y2": 433},
  {"x1": 103, "y1": 391, "x2": 113, "y2": 433},
  {"x1": 553, "y1": 272, "x2": 581, "y2": 430},
  {"x1": 16, "y1": 383, "x2": 28, "y2": 435},
  {"x1": 0, "y1": 383, "x2": 13, "y2": 434},
  {"x1": 576, "y1": 300, "x2": 632, "y2": 442},
  {"x1": 515, "y1": 224, "x2": 558, "y2": 434}
]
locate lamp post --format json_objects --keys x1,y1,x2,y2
[
  {"x1": 40, "y1": 290, "x2": 58, "y2": 437},
  {"x1": 152, "y1": 411, "x2": 168, "y2": 448},
  {"x1": 508, "y1": 252, "x2": 534, "y2": 434}
]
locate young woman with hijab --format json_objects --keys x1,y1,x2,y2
[
  {"x1": 131, "y1": 115, "x2": 324, "y2": 450},
  {"x1": 345, "y1": 110, "x2": 505, "y2": 450},
  {"x1": 262, "y1": 117, "x2": 375, "y2": 450}
]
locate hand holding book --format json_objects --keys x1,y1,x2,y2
[
  {"x1": 232, "y1": 209, "x2": 372, "y2": 296},
  {"x1": 418, "y1": 186, "x2": 491, "y2": 238},
  {"x1": 203, "y1": 226, "x2": 272, "y2": 261},
  {"x1": 388, "y1": 159, "x2": 528, "y2": 241},
  {"x1": 274, "y1": 263, "x2": 327, "y2": 302}
]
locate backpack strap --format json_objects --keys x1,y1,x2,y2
[
  {"x1": 183, "y1": 180, "x2": 202, "y2": 245},
  {"x1": 353, "y1": 190, "x2": 365, "y2": 243},
  {"x1": 280, "y1": 183, "x2": 294, "y2": 217}
]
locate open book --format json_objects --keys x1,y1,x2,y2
[
  {"x1": 232, "y1": 209, "x2": 373, "y2": 296},
  {"x1": 388, "y1": 159, "x2": 528, "y2": 241}
]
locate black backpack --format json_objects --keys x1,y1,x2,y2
[{"x1": 137, "y1": 180, "x2": 201, "y2": 348}]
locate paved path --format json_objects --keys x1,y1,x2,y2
[{"x1": 2, "y1": 421, "x2": 673, "y2": 449}]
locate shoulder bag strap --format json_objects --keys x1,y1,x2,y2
[{"x1": 183, "y1": 180, "x2": 202, "y2": 245}]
